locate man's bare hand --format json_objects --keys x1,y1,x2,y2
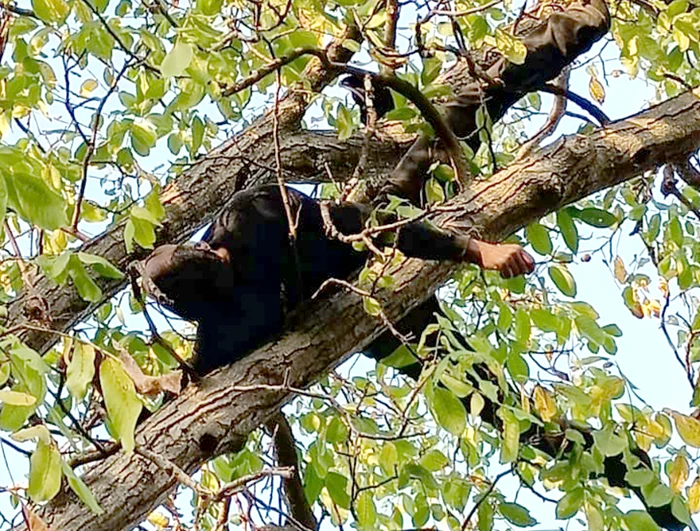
[{"x1": 464, "y1": 239, "x2": 535, "y2": 278}]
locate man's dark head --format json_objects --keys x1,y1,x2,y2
[{"x1": 141, "y1": 243, "x2": 235, "y2": 321}]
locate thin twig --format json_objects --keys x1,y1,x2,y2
[
  {"x1": 540, "y1": 83, "x2": 610, "y2": 125},
  {"x1": 215, "y1": 468, "x2": 295, "y2": 502},
  {"x1": 460, "y1": 469, "x2": 510, "y2": 530},
  {"x1": 72, "y1": 59, "x2": 133, "y2": 229},
  {"x1": 136, "y1": 446, "x2": 205, "y2": 495},
  {"x1": 517, "y1": 67, "x2": 570, "y2": 159}
]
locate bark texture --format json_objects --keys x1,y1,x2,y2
[{"x1": 26, "y1": 89, "x2": 700, "y2": 531}]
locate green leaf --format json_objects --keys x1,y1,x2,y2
[
  {"x1": 667, "y1": 0, "x2": 688, "y2": 17},
  {"x1": 129, "y1": 215, "x2": 157, "y2": 249},
  {"x1": 66, "y1": 342, "x2": 96, "y2": 401},
  {"x1": 557, "y1": 209, "x2": 579, "y2": 253},
  {"x1": 68, "y1": 259, "x2": 103, "y2": 302},
  {"x1": 379, "y1": 443, "x2": 398, "y2": 475},
  {"x1": 0, "y1": 345, "x2": 48, "y2": 431},
  {"x1": 668, "y1": 217, "x2": 683, "y2": 247},
  {"x1": 160, "y1": 42, "x2": 194, "y2": 78},
  {"x1": 196, "y1": 0, "x2": 223, "y2": 15},
  {"x1": 0, "y1": 389, "x2": 36, "y2": 406},
  {"x1": 442, "y1": 475, "x2": 471, "y2": 511},
  {"x1": 593, "y1": 427, "x2": 626, "y2": 456},
  {"x1": 646, "y1": 484, "x2": 673, "y2": 507},
  {"x1": 77, "y1": 252, "x2": 124, "y2": 280},
  {"x1": 5, "y1": 173, "x2": 68, "y2": 230},
  {"x1": 556, "y1": 488, "x2": 584, "y2": 519},
  {"x1": 626, "y1": 467, "x2": 654, "y2": 487},
  {"x1": 478, "y1": 499, "x2": 494, "y2": 531},
  {"x1": 32, "y1": 0, "x2": 70, "y2": 24},
  {"x1": 623, "y1": 510, "x2": 661, "y2": 531},
  {"x1": 500, "y1": 502, "x2": 537, "y2": 527},
  {"x1": 549, "y1": 264, "x2": 577, "y2": 297},
  {"x1": 28, "y1": 439, "x2": 62, "y2": 502},
  {"x1": 130, "y1": 121, "x2": 158, "y2": 156},
  {"x1": 99, "y1": 357, "x2": 142, "y2": 452},
  {"x1": 577, "y1": 207, "x2": 618, "y2": 228},
  {"x1": 168, "y1": 132, "x2": 184, "y2": 155},
  {"x1": 500, "y1": 408, "x2": 520, "y2": 463},
  {"x1": 61, "y1": 461, "x2": 104, "y2": 514},
  {"x1": 425, "y1": 178, "x2": 445, "y2": 203},
  {"x1": 325, "y1": 471, "x2": 350, "y2": 509},
  {"x1": 525, "y1": 223, "x2": 552, "y2": 255},
  {"x1": 420, "y1": 449, "x2": 449, "y2": 472},
  {"x1": 428, "y1": 385, "x2": 466, "y2": 437},
  {"x1": 356, "y1": 491, "x2": 377, "y2": 528},
  {"x1": 575, "y1": 315, "x2": 608, "y2": 345},
  {"x1": 336, "y1": 103, "x2": 355, "y2": 141}
]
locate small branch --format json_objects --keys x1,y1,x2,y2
[
  {"x1": 135, "y1": 447, "x2": 204, "y2": 495},
  {"x1": 382, "y1": 0, "x2": 399, "y2": 62},
  {"x1": 0, "y1": 4, "x2": 39, "y2": 18},
  {"x1": 220, "y1": 48, "x2": 330, "y2": 97},
  {"x1": 71, "y1": 59, "x2": 133, "y2": 229},
  {"x1": 68, "y1": 443, "x2": 120, "y2": 468},
  {"x1": 265, "y1": 413, "x2": 317, "y2": 529},
  {"x1": 517, "y1": 68, "x2": 570, "y2": 159},
  {"x1": 78, "y1": 0, "x2": 157, "y2": 71},
  {"x1": 364, "y1": 70, "x2": 471, "y2": 185},
  {"x1": 540, "y1": 83, "x2": 610, "y2": 125},
  {"x1": 460, "y1": 469, "x2": 510, "y2": 530},
  {"x1": 432, "y1": 0, "x2": 503, "y2": 16},
  {"x1": 214, "y1": 468, "x2": 295, "y2": 502},
  {"x1": 661, "y1": 164, "x2": 700, "y2": 222},
  {"x1": 0, "y1": 437, "x2": 31, "y2": 456},
  {"x1": 344, "y1": 74, "x2": 379, "y2": 198}
]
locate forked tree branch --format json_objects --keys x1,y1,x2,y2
[{"x1": 21, "y1": 88, "x2": 700, "y2": 531}]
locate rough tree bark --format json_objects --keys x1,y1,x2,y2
[{"x1": 24, "y1": 89, "x2": 700, "y2": 531}]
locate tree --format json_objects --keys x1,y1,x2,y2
[{"x1": 0, "y1": 0, "x2": 698, "y2": 530}]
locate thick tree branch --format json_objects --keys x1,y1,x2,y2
[
  {"x1": 24, "y1": 89, "x2": 700, "y2": 531},
  {"x1": 4, "y1": 23, "x2": 364, "y2": 355}
]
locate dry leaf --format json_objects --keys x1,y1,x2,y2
[
  {"x1": 589, "y1": 75, "x2": 605, "y2": 104},
  {"x1": 614, "y1": 256, "x2": 627, "y2": 284},
  {"x1": 22, "y1": 505, "x2": 49, "y2": 531},
  {"x1": 115, "y1": 345, "x2": 182, "y2": 397}
]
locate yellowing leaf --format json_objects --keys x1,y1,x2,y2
[
  {"x1": 99, "y1": 357, "x2": 142, "y2": 452},
  {"x1": 147, "y1": 512, "x2": 170, "y2": 529},
  {"x1": 28, "y1": 439, "x2": 62, "y2": 502},
  {"x1": 589, "y1": 75, "x2": 605, "y2": 104},
  {"x1": 669, "y1": 453, "x2": 689, "y2": 493},
  {"x1": 687, "y1": 477, "x2": 700, "y2": 513},
  {"x1": 80, "y1": 79, "x2": 98, "y2": 97},
  {"x1": 670, "y1": 411, "x2": 700, "y2": 448},
  {"x1": 614, "y1": 256, "x2": 627, "y2": 284},
  {"x1": 549, "y1": 264, "x2": 577, "y2": 297},
  {"x1": 12, "y1": 425, "x2": 51, "y2": 444},
  {"x1": 160, "y1": 41, "x2": 194, "y2": 78},
  {"x1": 533, "y1": 386, "x2": 557, "y2": 422},
  {"x1": 0, "y1": 389, "x2": 37, "y2": 406},
  {"x1": 66, "y1": 343, "x2": 96, "y2": 401},
  {"x1": 499, "y1": 408, "x2": 520, "y2": 463}
]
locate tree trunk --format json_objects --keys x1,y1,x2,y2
[{"x1": 25, "y1": 89, "x2": 700, "y2": 531}]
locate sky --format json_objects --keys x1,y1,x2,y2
[{"x1": 1, "y1": 4, "x2": 699, "y2": 531}]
